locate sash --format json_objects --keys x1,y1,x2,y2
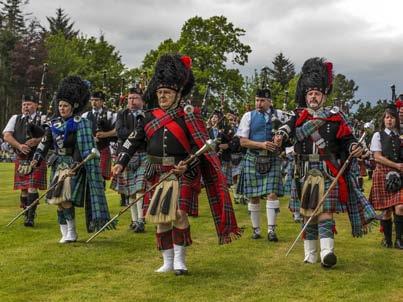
[{"x1": 144, "y1": 108, "x2": 191, "y2": 153}]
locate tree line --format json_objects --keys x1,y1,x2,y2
[{"x1": 0, "y1": 0, "x2": 380, "y2": 130}]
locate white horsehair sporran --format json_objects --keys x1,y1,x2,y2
[
  {"x1": 146, "y1": 174, "x2": 179, "y2": 224},
  {"x1": 47, "y1": 168, "x2": 72, "y2": 205},
  {"x1": 300, "y1": 168, "x2": 325, "y2": 217}
]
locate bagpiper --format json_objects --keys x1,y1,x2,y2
[
  {"x1": 82, "y1": 91, "x2": 117, "y2": 183},
  {"x1": 112, "y1": 54, "x2": 241, "y2": 275},
  {"x1": 236, "y1": 88, "x2": 284, "y2": 241},
  {"x1": 2, "y1": 94, "x2": 47, "y2": 227},
  {"x1": 277, "y1": 57, "x2": 376, "y2": 267},
  {"x1": 110, "y1": 86, "x2": 148, "y2": 232}
]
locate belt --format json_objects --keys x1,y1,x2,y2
[
  {"x1": 147, "y1": 155, "x2": 186, "y2": 166},
  {"x1": 296, "y1": 154, "x2": 336, "y2": 162}
]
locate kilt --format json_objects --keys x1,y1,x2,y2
[
  {"x1": 369, "y1": 164, "x2": 403, "y2": 210},
  {"x1": 221, "y1": 160, "x2": 233, "y2": 186},
  {"x1": 14, "y1": 158, "x2": 47, "y2": 190},
  {"x1": 110, "y1": 152, "x2": 147, "y2": 196},
  {"x1": 143, "y1": 164, "x2": 201, "y2": 217},
  {"x1": 295, "y1": 161, "x2": 345, "y2": 214},
  {"x1": 288, "y1": 178, "x2": 300, "y2": 212},
  {"x1": 283, "y1": 160, "x2": 294, "y2": 195},
  {"x1": 237, "y1": 151, "x2": 284, "y2": 198},
  {"x1": 99, "y1": 146, "x2": 112, "y2": 180}
]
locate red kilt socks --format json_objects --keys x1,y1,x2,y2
[
  {"x1": 156, "y1": 227, "x2": 192, "y2": 250},
  {"x1": 172, "y1": 226, "x2": 192, "y2": 247},
  {"x1": 156, "y1": 229, "x2": 174, "y2": 251}
]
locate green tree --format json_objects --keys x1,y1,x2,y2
[
  {"x1": 141, "y1": 15, "x2": 251, "y2": 110},
  {"x1": 46, "y1": 8, "x2": 78, "y2": 39},
  {"x1": 267, "y1": 52, "x2": 295, "y2": 88},
  {"x1": 328, "y1": 73, "x2": 359, "y2": 113}
]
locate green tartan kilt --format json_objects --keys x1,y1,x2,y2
[
  {"x1": 110, "y1": 152, "x2": 147, "y2": 196},
  {"x1": 237, "y1": 151, "x2": 284, "y2": 198}
]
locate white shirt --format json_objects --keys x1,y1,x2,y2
[
  {"x1": 82, "y1": 108, "x2": 117, "y2": 125},
  {"x1": 2, "y1": 112, "x2": 38, "y2": 134},
  {"x1": 370, "y1": 128, "x2": 399, "y2": 152}
]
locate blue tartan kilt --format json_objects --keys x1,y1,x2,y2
[
  {"x1": 110, "y1": 152, "x2": 147, "y2": 196},
  {"x1": 237, "y1": 151, "x2": 284, "y2": 198},
  {"x1": 296, "y1": 161, "x2": 346, "y2": 214},
  {"x1": 221, "y1": 160, "x2": 233, "y2": 186},
  {"x1": 288, "y1": 179, "x2": 301, "y2": 212}
]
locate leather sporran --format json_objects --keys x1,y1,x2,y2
[
  {"x1": 231, "y1": 153, "x2": 243, "y2": 166},
  {"x1": 256, "y1": 155, "x2": 271, "y2": 174},
  {"x1": 300, "y1": 169, "x2": 325, "y2": 217},
  {"x1": 46, "y1": 169, "x2": 72, "y2": 205},
  {"x1": 385, "y1": 171, "x2": 402, "y2": 193},
  {"x1": 17, "y1": 160, "x2": 33, "y2": 175},
  {"x1": 146, "y1": 175, "x2": 179, "y2": 224}
]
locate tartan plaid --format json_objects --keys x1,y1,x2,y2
[
  {"x1": 144, "y1": 164, "x2": 201, "y2": 217},
  {"x1": 237, "y1": 151, "x2": 284, "y2": 198},
  {"x1": 99, "y1": 147, "x2": 112, "y2": 180},
  {"x1": 283, "y1": 159, "x2": 294, "y2": 195},
  {"x1": 48, "y1": 117, "x2": 115, "y2": 232},
  {"x1": 110, "y1": 152, "x2": 147, "y2": 196},
  {"x1": 221, "y1": 160, "x2": 233, "y2": 186},
  {"x1": 156, "y1": 229, "x2": 173, "y2": 250},
  {"x1": 172, "y1": 226, "x2": 192, "y2": 246},
  {"x1": 369, "y1": 164, "x2": 403, "y2": 210},
  {"x1": 184, "y1": 107, "x2": 242, "y2": 244},
  {"x1": 288, "y1": 170, "x2": 301, "y2": 213},
  {"x1": 14, "y1": 158, "x2": 47, "y2": 190}
]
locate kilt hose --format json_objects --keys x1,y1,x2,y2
[
  {"x1": 99, "y1": 146, "x2": 112, "y2": 180},
  {"x1": 14, "y1": 158, "x2": 47, "y2": 190},
  {"x1": 110, "y1": 152, "x2": 147, "y2": 196},
  {"x1": 144, "y1": 164, "x2": 201, "y2": 217},
  {"x1": 369, "y1": 164, "x2": 403, "y2": 210},
  {"x1": 237, "y1": 151, "x2": 284, "y2": 198}
]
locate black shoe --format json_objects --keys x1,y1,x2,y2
[
  {"x1": 251, "y1": 228, "x2": 261, "y2": 239},
  {"x1": 381, "y1": 239, "x2": 393, "y2": 248},
  {"x1": 395, "y1": 239, "x2": 403, "y2": 249},
  {"x1": 24, "y1": 217, "x2": 34, "y2": 227},
  {"x1": 174, "y1": 269, "x2": 188, "y2": 276},
  {"x1": 268, "y1": 231, "x2": 278, "y2": 242},
  {"x1": 134, "y1": 221, "x2": 145, "y2": 233},
  {"x1": 321, "y1": 253, "x2": 337, "y2": 268}
]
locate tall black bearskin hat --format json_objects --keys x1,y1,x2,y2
[
  {"x1": 21, "y1": 93, "x2": 39, "y2": 104},
  {"x1": 256, "y1": 88, "x2": 271, "y2": 99},
  {"x1": 296, "y1": 57, "x2": 333, "y2": 107},
  {"x1": 56, "y1": 76, "x2": 90, "y2": 114},
  {"x1": 90, "y1": 91, "x2": 106, "y2": 101},
  {"x1": 143, "y1": 53, "x2": 195, "y2": 108}
]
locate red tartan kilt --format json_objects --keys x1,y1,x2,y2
[
  {"x1": 143, "y1": 166, "x2": 201, "y2": 217},
  {"x1": 369, "y1": 164, "x2": 403, "y2": 209},
  {"x1": 14, "y1": 158, "x2": 47, "y2": 190},
  {"x1": 99, "y1": 147, "x2": 112, "y2": 180},
  {"x1": 358, "y1": 160, "x2": 367, "y2": 177}
]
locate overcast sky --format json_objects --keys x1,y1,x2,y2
[{"x1": 25, "y1": 0, "x2": 403, "y2": 104}]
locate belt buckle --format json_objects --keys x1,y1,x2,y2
[
  {"x1": 309, "y1": 154, "x2": 320, "y2": 162},
  {"x1": 58, "y1": 148, "x2": 66, "y2": 156},
  {"x1": 162, "y1": 156, "x2": 175, "y2": 166}
]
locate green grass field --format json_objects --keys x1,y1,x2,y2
[{"x1": 0, "y1": 163, "x2": 402, "y2": 302}]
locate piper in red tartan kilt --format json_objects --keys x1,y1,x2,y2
[
  {"x1": 278, "y1": 58, "x2": 376, "y2": 268},
  {"x1": 112, "y1": 54, "x2": 241, "y2": 276},
  {"x1": 110, "y1": 87, "x2": 148, "y2": 232},
  {"x1": 369, "y1": 106, "x2": 403, "y2": 249},
  {"x1": 2, "y1": 94, "x2": 47, "y2": 227},
  {"x1": 82, "y1": 91, "x2": 117, "y2": 182}
]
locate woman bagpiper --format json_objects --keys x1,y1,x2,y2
[
  {"x1": 31, "y1": 76, "x2": 115, "y2": 243},
  {"x1": 369, "y1": 106, "x2": 403, "y2": 249}
]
